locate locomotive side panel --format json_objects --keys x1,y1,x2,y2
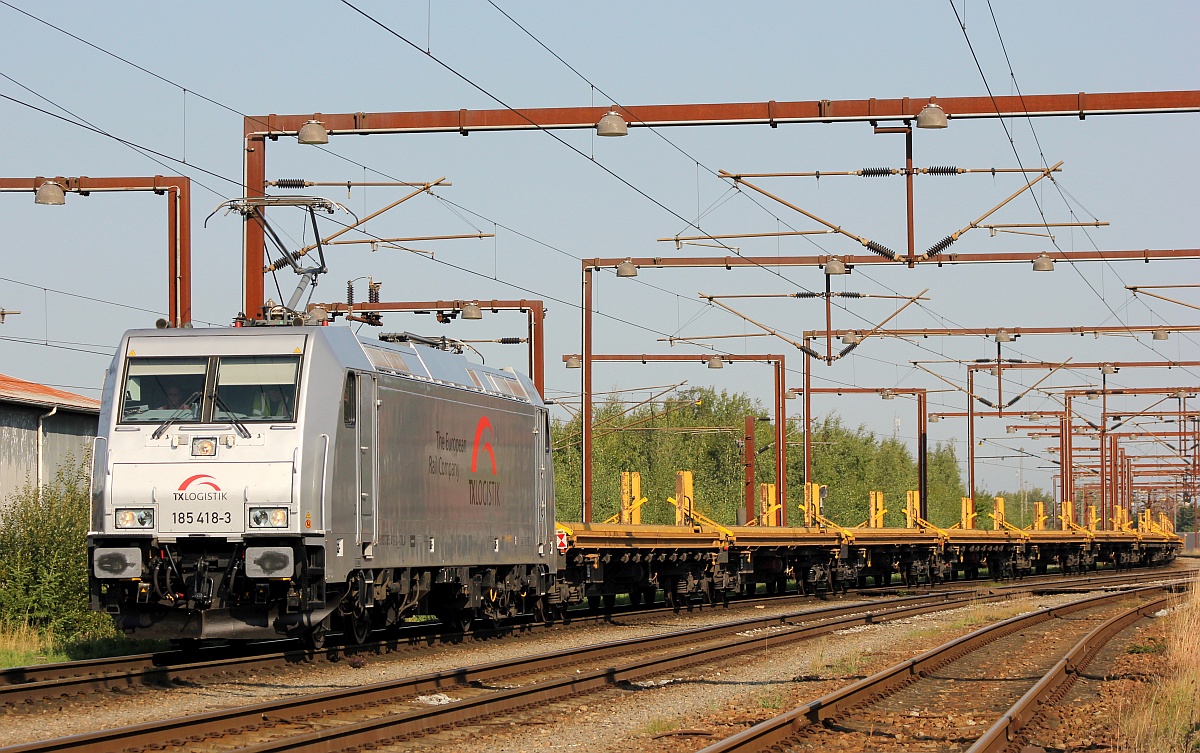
[{"x1": 371, "y1": 375, "x2": 546, "y2": 570}]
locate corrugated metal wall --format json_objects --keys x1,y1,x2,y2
[
  {"x1": 0, "y1": 404, "x2": 97, "y2": 506},
  {"x1": 0, "y1": 406, "x2": 37, "y2": 498}
]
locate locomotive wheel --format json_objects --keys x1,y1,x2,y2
[
  {"x1": 303, "y1": 622, "x2": 327, "y2": 651},
  {"x1": 435, "y1": 610, "x2": 472, "y2": 634},
  {"x1": 347, "y1": 608, "x2": 371, "y2": 644}
]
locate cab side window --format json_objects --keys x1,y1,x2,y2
[{"x1": 343, "y1": 373, "x2": 357, "y2": 427}]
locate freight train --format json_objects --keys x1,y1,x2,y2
[{"x1": 88, "y1": 324, "x2": 1181, "y2": 646}]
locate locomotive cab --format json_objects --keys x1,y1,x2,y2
[{"x1": 89, "y1": 328, "x2": 328, "y2": 639}]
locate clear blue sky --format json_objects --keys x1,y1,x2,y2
[{"x1": 1, "y1": 1, "x2": 1196, "y2": 492}]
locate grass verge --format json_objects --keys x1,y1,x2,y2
[{"x1": 1113, "y1": 583, "x2": 1200, "y2": 752}]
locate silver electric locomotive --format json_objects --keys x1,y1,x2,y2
[{"x1": 88, "y1": 325, "x2": 555, "y2": 644}]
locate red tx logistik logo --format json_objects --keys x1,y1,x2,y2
[
  {"x1": 175, "y1": 474, "x2": 228, "y2": 501},
  {"x1": 470, "y1": 416, "x2": 497, "y2": 475},
  {"x1": 179, "y1": 474, "x2": 220, "y2": 491}
]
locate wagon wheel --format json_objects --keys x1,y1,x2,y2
[
  {"x1": 641, "y1": 586, "x2": 658, "y2": 607},
  {"x1": 531, "y1": 595, "x2": 550, "y2": 626},
  {"x1": 596, "y1": 593, "x2": 613, "y2": 620}
]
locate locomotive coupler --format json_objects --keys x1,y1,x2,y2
[{"x1": 190, "y1": 561, "x2": 214, "y2": 609}]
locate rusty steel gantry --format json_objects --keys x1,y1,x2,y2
[
  {"x1": 238, "y1": 90, "x2": 1200, "y2": 523},
  {"x1": 0, "y1": 175, "x2": 193, "y2": 327},
  {"x1": 239, "y1": 89, "x2": 1200, "y2": 320}
]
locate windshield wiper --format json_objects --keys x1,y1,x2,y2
[
  {"x1": 150, "y1": 391, "x2": 203, "y2": 440},
  {"x1": 210, "y1": 392, "x2": 252, "y2": 439}
]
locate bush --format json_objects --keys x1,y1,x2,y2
[{"x1": 0, "y1": 455, "x2": 114, "y2": 642}]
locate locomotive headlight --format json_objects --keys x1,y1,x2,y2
[
  {"x1": 191, "y1": 437, "x2": 217, "y2": 457},
  {"x1": 249, "y1": 507, "x2": 288, "y2": 528},
  {"x1": 115, "y1": 508, "x2": 155, "y2": 529}
]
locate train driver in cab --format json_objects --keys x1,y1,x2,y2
[{"x1": 252, "y1": 383, "x2": 293, "y2": 420}]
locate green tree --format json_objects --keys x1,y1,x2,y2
[
  {"x1": 926, "y1": 442, "x2": 967, "y2": 527},
  {"x1": 1175, "y1": 503, "x2": 1196, "y2": 533},
  {"x1": 553, "y1": 387, "x2": 770, "y2": 526},
  {"x1": 553, "y1": 393, "x2": 969, "y2": 531},
  {"x1": 0, "y1": 454, "x2": 111, "y2": 641},
  {"x1": 970, "y1": 485, "x2": 1056, "y2": 529}
]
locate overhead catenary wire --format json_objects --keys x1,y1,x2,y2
[
  {"x1": 2, "y1": 1, "x2": 1081, "y2": 408},
  {"x1": 2, "y1": 3, "x2": 1184, "y2": 483},
  {"x1": 949, "y1": 0, "x2": 1199, "y2": 378}
]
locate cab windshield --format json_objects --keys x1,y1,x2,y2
[
  {"x1": 118, "y1": 354, "x2": 301, "y2": 424},
  {"x1": 214, "y1": 356, "x2": 300, "y2": 422},
  {"x1": 119, "y1": 358, "x2": 207, "y2": 423}
]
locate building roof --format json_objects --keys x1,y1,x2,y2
[{"x1": 0, "y1": 373, "x2": 101, "y2": 413}]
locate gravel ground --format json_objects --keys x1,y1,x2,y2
[
  {"x1": 4, "y1": 573, "x2": 1189, "y2": 750},
  {"x1": 0, "y1": 594, "x2": 885, "y2": 746},
  {"x1": 1019, "y1": 603, "x2": 1181, "y2": 751},
  {"x1": 375, "y1": 591, "x2": 1112, "y2": 753}
]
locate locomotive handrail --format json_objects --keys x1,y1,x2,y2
[{"x1": 319, "y1": 433, "x2": 330, "y2": 530}]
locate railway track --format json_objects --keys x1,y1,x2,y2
[
  {"x1": 694, "y1": 584, "x2": 1183, "y2": 752},
  {"x1": 969, "y1": 595, "x2": 1172, "y2": 753},
  {"x1": 4, "y1": 569, "x2": 1190, "y2": 753},
  {"x1": 0, "y1": 566, "x2": 1180, "y2": 709}
]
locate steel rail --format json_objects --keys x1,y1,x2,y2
[
  {"x1": 185, "y1": 590, "x2": 1032, "y2": 753},
  {"x1": 0, "y1": 640, "x2": 296, "y2": 688},
  {"x1": 8, "y1": 588, "x2": 1042, "y2": 753},
  {"x1": 967, "y1": 593, "x2": 1174, "y2": 753},
  {"x1": 0, "y1": 566, "x2": 1178, "y2": 708},
  {"x1": 0, "y1": 592, "x2": 829, "y2": 703},
  {"x1": 694, "y1": 584, "x2": 1182, "y2": 752}
]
